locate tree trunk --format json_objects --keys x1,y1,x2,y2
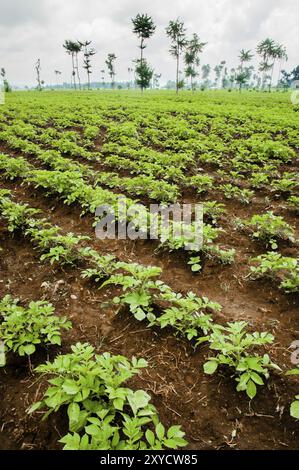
[
  {"x1": 76, "y1": 53, "x2": 81, "y2": 90},
  {"x1": 277, "y1": 60, "x2": 282, "y2": 88},
  {"x1": 140, "y1": 38, "x2": 144, "y2": 93},
  {"x1": 71, "y1": 54, "x2": 76, "y2": 90},
  {"x1": 176, "y1": 39, "x2": 180, "y2": 94},
  {"x1": 269, "y1": 61, "x2": 275, "y2": 93}
]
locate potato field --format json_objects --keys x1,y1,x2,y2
[{"x1": 0, "y1": 90, "x2": 298, "y2": 450}]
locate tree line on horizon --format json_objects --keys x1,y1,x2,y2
[{"x1": 2, "y1": 14, "x2": 298, "y2": 93}]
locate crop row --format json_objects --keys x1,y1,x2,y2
[
  {"x1": 0, "y1": 187, "x2": 285, "y2": 402},
  {"x1": 0, "y1": 153, "x2": 297, "y2": 289}
]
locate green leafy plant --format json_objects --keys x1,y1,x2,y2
[
  {"x1": 0, "y1": 295, "x2": 71, "y2": 357},
  {"x1": 39, "y1": 233, "x2": 89, "y2": 265},
  {"x1": 203, "y1": 322, "x2": 280, "y2": 399},
  {"x1": 271, "y1": 173, "x2": 298, "y2": 195},
  {"x1": 188, "y1": 174, "x2": 214, "y2": 194},
  {"x1": 243, "y1": 212, "x2": 295, "y2": 249},
  {"x1": 80, "y1": 248, "x2": 117, "y2": 282},
  {"x1": 204, "y1": 245, "x2": 235, "y2": 265},
  {"x1": 0, "y1": 153, "x2": 31, "y2": 179},
  {"x1": 101, "y1": 263, "x2": 167, "y2": 322},
  {"x1": 249, "y1": 172, "x2": 270, "y2": 189},
  {"x1": 188, "y1": 256, "x2": 202, "y2": 272},
  {"x1": 157, "y1": 220, "x2": 206, "y2": 252},
  {"x1": 220, "y1": 184, "x2": 254, "y2": 205},
  {"x1": 0, "y1": 199, "x2": 40, "y2": 232},
  {"x1": 203, "y1": 201, "x2": 226, "y2": 225},
  {"x1": 288, "y1": 196, "x2": 299, "y2": 213},
  {"x1": 28, "y1": 343, "x2": 187, "y2": 450},
  {"x1": 151, "y1": 291, "x2": 220, "y2": 344},
  {"x1": 250, "y1": 252, "x2": 299, "y2": 293}
]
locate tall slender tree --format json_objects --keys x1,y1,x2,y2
[
  {"x1": 153, "y1": 73, "x2": 162, "y2": 89},
  {"x1": 257, "y1": 38, "x2": 278, "y2": 91},
  {"x1": 132, "y1": 13, "x2": 155, "y2": 91},
  {"x1": 239, "y1": 49, "x2": 253, "y2": 71},
  {"x1": 79, "y1": 41, "x2": 96, "y2": 90},
  {"x1": 236, "y1": 49, "x2": 253, "y2": 91},
  {"x1": 201, "y1": 64, "x2": 211, "y2": 89},
  {"x1": 184, "y1": 34, "x2": 206, "y2": 92},
  {"x1": 35, "y1": 59, "x2": 43, "y2": 91},
  {"x1": 105, "y1": 53, "x2": 117, "y2": 88},
  {"x1": 166, "y1": 19, "x2": 187, "y2": 94},
  {"x1": 222, "y1": 66, "x2": 229, "y2": 88},
  {"x1": 280, "y1": 69, "x2": 292, "y2": 90},
  {"x1": 132, "y1": 13, "x2": 156, "y2": 63},
  {"x1": 201, "y1": 64, "x2": 211, "y2": 80},
  {"x1": 229, "y1": 68, "x2": 236, "y2": 89},
  {"x1": 258, "y1": 61, "x2": 273, "y2": 90},
  {"x1": 127, "y1": 67, "x2": 134, "y2": 88},
  {"x1": 54, "y1": 70, "x2": 62, "y2": 87},
  {"x1": 275, "y1": 44, "x2": 288, "y2": 88},
  {"x1": 214, "y1": 65, "x2": 222, "y2": 88},
  {"x1": 74, "y1": 42, "x2": 82, "y2": 90},
  {"x1": 1, "y1": 68, "x2": 11, "y2": 92},
  {"x1": 63, "y1": 40, "x2": 80, "y2": 89},
  {"x1": 100, "y1": 69, "x2": 105, "y2": 87},
  {"x1": 214, "y1": 61, "x2": 226, "y2": 88}
]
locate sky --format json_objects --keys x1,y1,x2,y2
[{"x1": 0, "y1": 0, "x2": 297, "y2": 87}]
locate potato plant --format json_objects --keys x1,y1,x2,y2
[
  {"x1": 243, "y1": 212, "x2": 295, "y2": 249},
  {"x1": 250, "y1": 252, "x2": 299, "y2": 293},
  {"x1": 28, "y1": 343, "x2": 187, "y2": 450},
  {"x1": 0, "y1": 295, "x2": 72, "y2": 358},
  {"x1": 203, "y1": 322, "x2": 280, "y2": 399}
]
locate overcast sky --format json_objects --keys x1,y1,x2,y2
[{"x1": 0, "y1": 0, "x2": 297, "y2": 86}]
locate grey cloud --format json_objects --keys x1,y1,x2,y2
[{"x1": 0, "y1": 0, "x2": 47, "y2": 27}]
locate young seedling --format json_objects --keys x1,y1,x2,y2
[
  {"x1": 203, "y1": 321, "x2": 280, "y2": 399},
  {"x1": 28, "y1": 343, "x2": 187, "y2": 450},
  {"x1": 203, "y1": 201, "x2": 226, "y2": 225},
  {"x1": 220, "y1": 184, "x2": 254, "y2": 205},
  {"x1": 250, "y1": 252, "x2": 299, "y2": 293},
  {"x1": 0, "y1": 295, "x2": 71, "y2": 359},
  {"x1": 152, "y1": 291, "x2": 220, "y2": 344},
  {"x1": 101, "y1": 263, "x2": 166, "y2": 322},
  {"x1": 80, "y1": 247, "x2": 117, "y2": 282},
  {"x1": 243, "y1": 212, "x2": 295, "y2": 249},
  {"x1": 0, "y1": 199, "x2": 40, "y2": 232}
]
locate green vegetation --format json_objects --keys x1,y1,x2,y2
[
  {"x1": 28, "y1": 343, "x2": 187, "y2": 450},
  {"x1": 204, "y1": 322, "x2": 280, "y2": 399},
  {"x1": 0, "y1": 295, "x2": 71, "y2": 357},
  {"x1": 250, "y1": 252, "x2": 299, "y2": 293}
]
